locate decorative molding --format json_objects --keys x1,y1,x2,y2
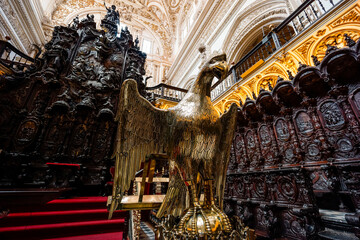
[{"x1": 328, "y1": 4, "x2": 360, "y2": 30}]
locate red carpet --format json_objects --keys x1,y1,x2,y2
[{"x1": 0, "y1": 197, "x2": 127, "y2": 240}]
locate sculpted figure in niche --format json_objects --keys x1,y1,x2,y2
[
  {"x1": 259, "y1": 125, "x2": 271, "y2": 145},
  {"x1": 354, "y1": 91, "x2": 360, "y2": 111},
  {"x1": 320, "y1": 102, "x2": 345, "y2": 128},
  {"x1": 69, "y1": 16, "x2": 79, "y2": 29},
  {"x1": 296, "y1": 112, "x2": 314, "y2": 135},
  {"x1": 276, "y1": 119, "x2": 290, "y2": 141}
]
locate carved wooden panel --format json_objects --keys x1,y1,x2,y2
[
  {"x1": 245, "y1": 129, "x2": 263, "y2": 170},
  {"x1": 258, "y1": 124, "x2": 279, "y2": 168},
  {"x1": 274, "y1": 117, "x2": 301, "y2": 166}
]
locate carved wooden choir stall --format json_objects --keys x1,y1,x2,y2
[
  {"x1": 0, "y1": 8, "x2": 147, "y2": 191},
  {"x1": 224, "y1": 36, "x2": 360, "y2": 239}
]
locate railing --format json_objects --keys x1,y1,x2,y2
[
  {"x1": 0, "y1": 40, "x2": 35, "y2": 73},
  {"x1": 210, "y1": 0, "x2": 343, "y2": 100},
  {"x1": 146, "y1": 83, "x2": 188, "y2": 102},
  {"x1": 211, "y1": 74, "x2": 236, "y2": 100}
]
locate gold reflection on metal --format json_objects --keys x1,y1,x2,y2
[{"x1": 109, "y1": 51, "x2": 253, "y2": 239}]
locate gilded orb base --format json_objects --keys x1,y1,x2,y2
[
  {"x1": 178, "y1": 206, "x2": 231, "y2": 238},
  {"x1": 155, "y1": 209, "x2": 253, "y2": 240}
]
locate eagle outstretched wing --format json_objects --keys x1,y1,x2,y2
[
  {"x1": 109, "y1": 79, "x2": 171, "y2": 219},
  {"x1": 156, "y1": 160, "x2": 188, "y2": 218},
  {"x1": 214, "y1": 103, "x2": 238, "y2": 210}
]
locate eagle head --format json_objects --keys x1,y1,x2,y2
[
  {"x1": 209, "y1": 53, "x2": 228, "y2": 80},
  {"x1": 191, "y1": 51, "x2": 229, "y2": 96},
  {"x1": 201, "y1": 53, "x2": 229, "y2": 84}
]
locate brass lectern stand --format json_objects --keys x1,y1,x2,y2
[{"x1": 107, "y1": 154, "x2": 168, "y2": 211}]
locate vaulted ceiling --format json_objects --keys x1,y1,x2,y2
[{"x1": 46, "y1": 0, "x2": 202, "y2": 58}]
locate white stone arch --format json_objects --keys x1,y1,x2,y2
[
  {"x1": 224, "y1": 0, "x2": 289, "y2": 64},
  {"x1": 176, "y1": 0, "x2": 196, "y2": 44}
]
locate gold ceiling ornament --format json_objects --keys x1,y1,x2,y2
[
  {"x1": 109, "y1": 51, "x2": 253, "y2": 239},
  {"x1": 263, "y1": 64, "x2": 286, "y2": 77},
  {"x1": 316, "y1": 29, "x2": 326, "y2": 37},
  {"x1": 51, "y1": 0, "x2": 103, "y2": 26}
]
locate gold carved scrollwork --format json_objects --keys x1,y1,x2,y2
[
  {"x1": 263, "y1": 65, "x2": 285, "y2": 76},
  {"x1": 313, "y1": 30, "x2": 360, "y2": 61},
  {"x1": 257, "y1": 76, "x2": 277, "y2": 93},
  {"x1": 224, "y1": 100, "x2": 239, "y2": 112},
  {"x1": 316, "y1": 29, "x2": 326, "y2": 37},
  {"x1": 276, "y1": 52, "x2": 298, "y2": 75},
  {"x1": 329, "y1": 6, "x2": 360, "y2": 30},
  {"x1": 295, "y1": 38, "x2": 316, "y2": 63}
]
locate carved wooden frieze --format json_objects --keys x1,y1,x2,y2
[
  {"x1": 317, "y1": 98, "x2": 359, "y2": 159},
  {"x1": 293, "y1": 110, "x2": 323, "y2": 163},
  {"x1": 349, "y1": 88, "x2": 360, "y2": 120}
]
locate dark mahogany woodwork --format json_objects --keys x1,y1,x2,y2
[
  {"x1": 225, "y1": 37, "x2": 360, "y2": 239},
  {"x1": 0, "y1": 12, "x2": 147, "y2": 193}
]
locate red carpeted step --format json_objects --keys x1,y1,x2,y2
[
  {"x1": 0, "y1": 197, "x2": 128, "y2": 240},
  {"x1": 43, "y1": 231, "x2": 124, "y2": 240},
  {"x1": 0, "y1": 218, "x2": 126, "y2": 240},
  {"x1": 39, "y1": 197, "x2": 109, "y2": 212},
  {"x1": 1, "y1": 209, "x2": 126, "y2": 227},
  {"x1": 9, "y1": 197, "x2": 109, "y2": 213}
]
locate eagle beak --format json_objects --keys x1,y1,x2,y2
[{"x1": 213, "y1": 61, "x2": 229, "y2": 80}]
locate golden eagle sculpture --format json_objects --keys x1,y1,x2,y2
[{"x1": 109, "y1": 51, "x2": 238, "y2": 238}]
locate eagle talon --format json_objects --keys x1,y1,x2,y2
[{"x1": 211, "y1": 204, "x2": 232, "y2": 233}]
